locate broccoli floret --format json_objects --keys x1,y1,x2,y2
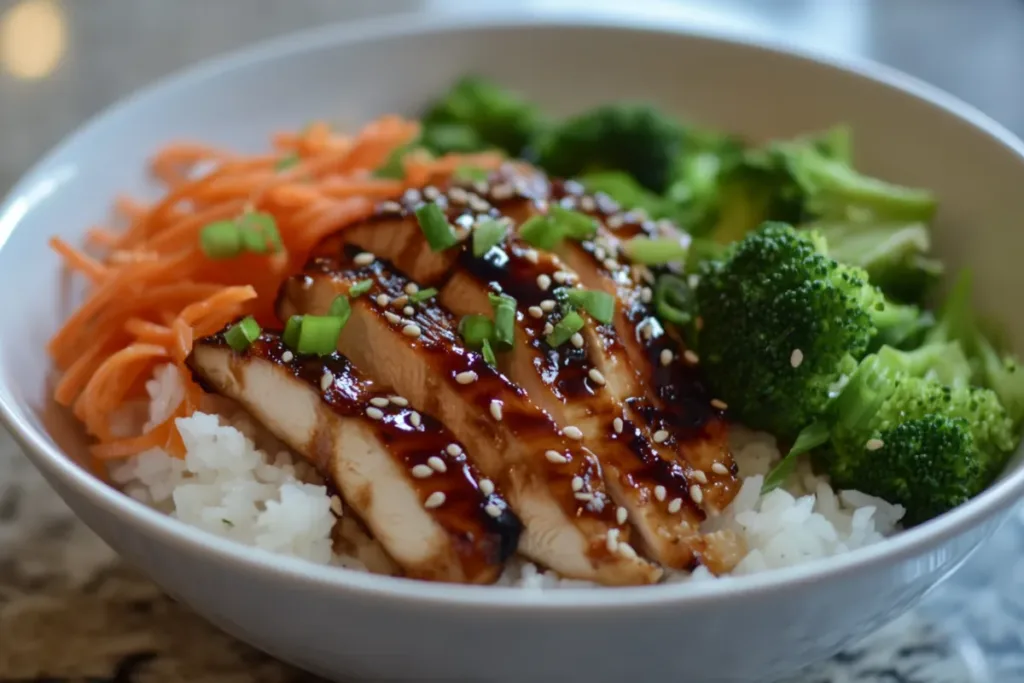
[
  {"x1": 663, "y1": 133, "x2": 746, "y2": 234},
  {"x1": 828, "y1": 414, "x2": 980, "y2": 526},
  {"x1": 535, "y1": 104, "x2": 685, "y2": 193},
  {"x1": 696, "y1": 222, "x2": 875, "y2": 439},
  {"x1": 421, "y1": 76, "x2": 544, "y2": 156}
]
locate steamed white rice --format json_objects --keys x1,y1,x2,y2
[{"x1": 112, "y1": 365, "x2": 905, "y2": 587}]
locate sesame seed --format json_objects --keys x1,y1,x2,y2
[
  {"x1": 366, "y1": 407, "x2": 384, "y2": 420},
  {"x1": 613, "y1": 417, "x2": 623, "y2": 434},
  {"x1": 593, "y1": 247, "x2": 607, "y2": 261},
  {"x1": 402, "y1": 324, "x2": 422, "y2": 338},
  {"x1": 370, "y1": 397, "x2": 390, "y2": 408},
  {"x1": 468, "y1": 196, "x2": 491, "y2": 213},
  {"x1": 560, "y1": 196, "x2": 578, "y2": 210},
  {"x1": 384, "y1": 311, "x2": 402, "y2": 325},
  {"x1": 711, "y1": 462, "x2": 729, "y2": 475},
  {"x1": 544, "y1": 323, "x2": 555, "y2": 335},
  {"x1": 456, "y1": 370, "x2": 478, "y2": 384},
  {"x1": 490, "y1": 400, "x2": 503, "y2": 421},
  {"x1": 479, "y1": 480, "x2": 495, "y2": 498},
  {"x1": 588, "y1": 368, "x2": 606, "y2": 386},
  {"x1": 618, "y1": 542, "x2": 638, "y2": 559},
  {"x1": 392, "y1": 295, "x2": 409, "y2": 307},
  {"x1": 553, "y1": 271, "x2": 567, "y2": 284},
  {"x1": 330, "y1": 495, "x2": 343, "y2": 516},
  {"x1": 866, "y1": 438, "x2": 884, "y2": 451},
  {"x1": 791, "y1": 348, "x2": 804, "y2": 368},
  {"x1": 403, "y1": 188, "x2": 422, "y2": 204},
  {"x1": 684, "y1": 350, "x2": 700, "y2": 364},
  {"x1": 491, "y1": 183, "x2": 514, "y2": 200},
  {"x1": 376, "y1": 294, "x2": 390, "y2": 307},
  {"x1": 580, "y1": 196, "x2": 596, "y2": 211},
  {"x1": 380, "y1": 200, "x2": 402, "y2": 213},
  {"x1": 528, "y1": 306, "x2": 544, "y2": 318},
  {"x1": 570, "y1": 332, "x2": 585, "y2": 349},
  {"x1": 711, "y1": 399, "x2": 728, "y2": 410},
  {"x1": 654, "y1": 485, "x2": 667, "y2": 502},
  {"x1": 410, "y1": 411, "x2": 422, "y2": 427},
  {"x1": 424, "y1": 492, "x2": 446, "y2": 509},
  {"x1": 523, "y1": 248, "x2": 540, "y2": 264},
  {"x1": 545, "y1": 450, "x2": 568, "y2": 464},
  {"x1": 354, "y1": 252, "x2": 376, "y2": 266},
  {"x1": 563, "y1": 426, "x2": 584, "y2": 440},
  {"x1": 660, "y1": 349, "x2": 674, "y2": 366},
  {"x1": 390, "y1": 395, "x2": 409, "y2": 407},
  {"x1": 485, "y1": 503, "x2": 503, "y2": 518},
  {"x1": 603, "y1": 258, "x2": 620, "y2": 272},
  {"x1": 537, "y1": 274, "x2": 552, "y2": 291},
  {"x1": 667, "y1": 498, "x2": 683, "y2": 514},
  {"x1": 423, "y1": 185, "x2": 440, "y2": 200},
  {"x1": 540, "y1": 299, "x2": 557, "y2": 312},
  {"x1": 640, "y1": 287, "x2": 653, "y2": 304},
  {"x1": 606, "y1": 529, "x2": 620, "y2": 552},
  {"x1": 446, "y1": 444, "x2": 462, "y2": 457},
  {"x1": 654, "y1": 430, "x2": 670, "y2": 444},
  {"x1": 412, "y1": 464, "x2": 433, "y2": 479},
  {"x1": 449, "y1": 187, "x2": 468, "y2": 204},
  {"x1": 607, "y1": 215, "x2": 624, "y2": 229},
  {"x1": 616, "y1": 506, "x2": 628, "y2": 525},
  {"x1": 690, "y1": 485, "x2": 704, "y2": 504},
  {"x1": 571, "y1": 476, "x2": 584, "y2": 492},
  {"x1": 427, "y1": 456, "x2": 447, "y2": 473},
  {"x1": 281, "y1": 350, "x2": 294, "y2": 363},
  {"x1": 320, "y1": 371, "x2": 334, "y2": 391},
  {"x1": 403, "y1": 306, "x2": 415, "y2": 316},
  {"x1": 404, "y1": 283, "x2": 419, "y2": 295},
  {"x1": 693, "y1": 470, "x2": 708, "y2": 484}
]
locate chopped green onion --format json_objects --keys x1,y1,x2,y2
[
  {"x1": 410, "y1": 287, "x2": 438, "y2": 303},
  {"x1": 621, "y1": 237, "x2": 688, "y2": 265},
  {"x1": 296, "y1": 315, "x2": 345, "y2": 356},
  {"x1": 458, "y1": 314, "x2": 495, "y2": 348},
  {"x1": 200, "y1": 221, "x2": 242, "y2": 259},
  {"x1": 565, "y1": 289, "x2": 615, "y2": 324},
  {"x1": 550, "y1": 206, "x2": 597, "y2": 241},
  {"x1": 653, "y1": 274, "x2": 695, "y2": 326},
  {"x1": 488, "y1": 293, "x2": 517, "y2": 350},
  {"x1": 453, "y1": 165, "x2": 489, "y2": 183},
  {"x1": 275, "y1": 153, "x2": 300, "y2": 171},
  {"x1": 546, "y1": 311, "x2": 585, "y2": 347},
  {"x1": 349, "y1": 279, "x2": 373, "y2": 297},
  {"x1": 283, "y1": 315, "x2": 303, "y2": 349},
  {"x1": 481, "y1": 338, "x2": 497, "y2": 366},
  {"x1": 238, "y1": 212, "x2": 283, "y2": 254},
  {"x1": 225, "y1": 316, "x2": 261, "y2": 352},
  {"x1": 415, "y1": 202, "x2": 459, "y2": 252},
  {"x1": 328, "y1": 295, "x2": 352, "y2": 326},
  {"x1": 473, "y1": 219, "x2": 508, "y2": 257},
  {"x1": 519, "y1": 215, "x2": 561, "y2": 250}
]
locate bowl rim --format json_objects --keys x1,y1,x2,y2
[{"x1": 2, "y1": 6, "x2": 1024, "y2": 611}]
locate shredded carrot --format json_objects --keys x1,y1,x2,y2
[{"x1": 48, "y1": 114, "x2": 500, "y2": 462}]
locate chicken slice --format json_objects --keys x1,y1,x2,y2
[
  {"x1": 278, "y1": 256, "x2": 661, "y2": 586},
  {"x1": 187, "y1": 331, "x2": 520, "y2": 584}
]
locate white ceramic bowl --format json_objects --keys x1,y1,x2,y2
[{"x1": 3, "y1": 10, "x2": 1024, "y2": 683}]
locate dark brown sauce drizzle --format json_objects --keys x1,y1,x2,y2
[{"x1": 196, "y1": 329, "x2": 522, "y2": 570}]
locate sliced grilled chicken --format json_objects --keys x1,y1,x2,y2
[
  {"x1": 278, "y1": 256, "x2": 661, "y2": 586},
  {"x1": 187, "y1": 331, "x2": 520, "y2": 584},
  {"x1": 325, "y1": 186, "x2": 727, "y2": 570}
]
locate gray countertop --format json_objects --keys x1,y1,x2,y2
[{"x1": 2, "y1": 1, "x2": 1024, "y2": 681}]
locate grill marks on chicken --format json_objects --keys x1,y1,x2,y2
[
  {"x1": 187, "y1": 331, "x2": 520, "y2": 584},
  {"x1": 278, "y1": 256, "x2": 661, "y2": 585}
]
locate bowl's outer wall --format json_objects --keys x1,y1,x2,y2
[{"x1": 2, "y1": 16, "x2": 1024, "y2": 683}]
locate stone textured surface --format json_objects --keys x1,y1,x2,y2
[{"x1": 2, "y1": 1, "x2": 1024, "y2": 681}]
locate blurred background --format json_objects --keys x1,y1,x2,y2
[{"x1": 1, "y1": 1, "x2": 1024, "y2": 681}]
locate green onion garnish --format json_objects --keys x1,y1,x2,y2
[
  {"x1": 481, "y1": 338, "x2": 497, "y2": 366},
  {"x1": 415, "y1": 202, "x2": 459, "y2": 252},
  {"x1": 224, "y1": 316, "x2": 261, "y2": 352},
  {"x1": 453, "y1": 165, "x2": 489, "y2": 183},
  {"x1": 458, "y1": 314, "x2": 495, "y2": 348},
  {"x1": 238, "y1": 212, "x2": 283, "y2": 254},
  {"x1": 519, "y1": 215, "x2": 561, "y2": 250},
  {"x1": 653, "y1": 274, "x2": 695, "y2": 326},
  {"x1": 566, "y1": 289, "x2": 615, "y2": 324},
  {"x1": 275, "y1": 153, "x2": 300, "y2": 171},
  {"x1": 328, "y1": 295, "x2": 352, "y2": 327},
  {"x1": 200, "y1": 221, "x2": 242, "y2": 259},
  {"x1": 410, "y1": 287, "x2": 438, "y2": 303},
  {"x1": 349, "y1": 279, "x2": 373, "y2": 297},
  {"x1": 283, "y1": 315, "x2": 303, "y2": 349},
  {"x1": 546, "y1": 311, "x2": 585, "y2": 347},
  {"x1": 473, "y1": 219, "x2": 508, "y2": 257},
  {"x1": 488, "y1": 293, "x2": 517, "y2": 350},
  {"x1": 550, "y1": 206, "x2": 597, "y2": 241},
  {"x1": 296, "y1": 315, "x2": 345, "y2": 356},
  {"x1": 621, "y1": 237, "x2": 688, "y2": 265}
]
